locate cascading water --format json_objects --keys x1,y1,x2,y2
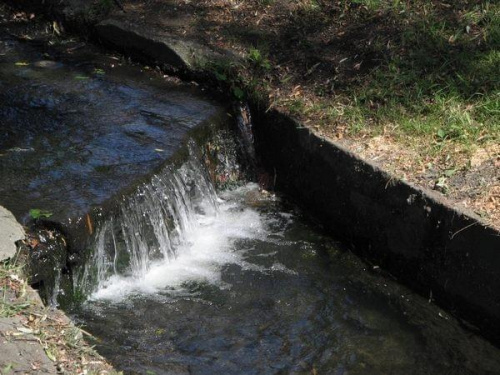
[
  {"x1": 67, "y1": 112, "x2": 500, "y2": 375},
  {"x1": 5, "y1": 23, "x2": 499, "y2": 373},
  {"x1": 75, "y1": 138, "x2": 245, "y2": 298}
]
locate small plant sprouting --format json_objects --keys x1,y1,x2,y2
[
  {"x1": 247, "y1": 48, "x2": 271, "y2": 71},
  {"x1": 233, "y1": 86, "x2": 245, "y2": 100},
  {"x1": 29, "y1": 209, "x2": 53, "y2": 220}
]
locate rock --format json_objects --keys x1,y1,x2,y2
[
  {"x1": 0, "y1": 317, "x2": 57, "y2": 374},
  {"x1": 0, "y1": 206, "x2": 24, "y2": 261}
]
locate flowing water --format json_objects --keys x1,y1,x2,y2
[
  {"x1": 71, "y1": 152, "x2": 500, "y2": 375},
  {"x1": 1, "y1": 12, "x2": 500, "y2": 375},
  {"x1": 0, "y1": 27, "x2": 228, "y2": 223}
]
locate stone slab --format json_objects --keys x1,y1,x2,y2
[{"x1": 0, "y1": 316, "x2": 56, "y2": 374}]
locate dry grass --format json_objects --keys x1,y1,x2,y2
[{"x1": 0, "y1": 258, "x2": 120, "y2": 374}]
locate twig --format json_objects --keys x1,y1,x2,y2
[
  {"x1": 450, "y1": 222, "x2": 478, "y2": 240},
  {"x1": 78, "y1": 327, "x2": 95, "y2": 338}
]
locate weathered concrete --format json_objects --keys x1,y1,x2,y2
[
  {"x1": 0, "y1": 281, "x2": 114, "y2": 374},
  {"x1": 0, "y1": 317, "x2": 56, "y2": 374},
  {"x1": 0, "y1": 31, "x2": 229, "y2": 227},
  {"x1": 0, "y1": 206, "x2": 24, "y2": 261},
  {"x1": 251, "y1": 108, "x2": 500, "y2": 344},
  {"x1": 0, "y1": 208, "x2": 54, "y2": 374},
  {"x1": 0, "y1": 296, "x2": 57, "y2": 375},
  {"x1": 95, "y1": 19, "x2": 222, "y2": 72}
]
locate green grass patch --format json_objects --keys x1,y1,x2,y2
[{"x1": 331, "y1": 1, "x2": 499, "y2": 150}]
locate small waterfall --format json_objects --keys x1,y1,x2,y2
[
  {"x1": 76, "y1": 143, "x2": 224, "y2": 297},
  {"x1": 62, "y1": 106, "x2": 263, "y2": 301},
  {"x1": 236, "y1": 104, "x2": 256, "y2": 162}
]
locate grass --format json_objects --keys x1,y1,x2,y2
[
  {"x1": 293, "y1": 2, "x2": 498, "y2": 144},
  {"x1": 202, "y1": 1, "x2": 498, "y2": 157},
  {"x1": 191, "y1": 0, "x2": 498, "y2": 222},
  {"x1": 243, "y1": 1, "x2": 498, "y2": 178}
]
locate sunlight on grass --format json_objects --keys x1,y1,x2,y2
[{"x1": 327, "y1": 0, "x2": 500, "y2": 151}]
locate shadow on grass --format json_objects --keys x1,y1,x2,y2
[
  {"x1": 206, "y1": 1, "x2": 498, "y2": 96},
  {"x1": 186, "y1": 0, "x2": 498, "y2": 141},
  {"x1": 5, "y1": 0, "x2": 498, "y2": 141}
]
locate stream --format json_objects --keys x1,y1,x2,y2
[
  {"x1": 1, "y1": 14, "x2": 500, "y2": 375},
  {"x1": 71, "y1": 175, "x2": 500, "y2": 375}
]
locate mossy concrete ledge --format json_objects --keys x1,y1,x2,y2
[{"x1": 251, "y1": 108, "x2": 500, "y2": 344}]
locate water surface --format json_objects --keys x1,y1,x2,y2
[
  {"x1": 0, "y1": 32, "x2": 227, "y2": 223},
  {"x1": 74, "y1": 184, "x2": 500, "y2": 375}
]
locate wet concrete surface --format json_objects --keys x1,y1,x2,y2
[{"x1": 0, "y1": 29, "x2": 229, "y2": 225}]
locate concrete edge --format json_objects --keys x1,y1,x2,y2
[
  {"x1": 95, "y1": 19, "x2": 231, "y2": 73},
  {"x1": 251, "y1": 108, "x2": 500, "y2": 344}
]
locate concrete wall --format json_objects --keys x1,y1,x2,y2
[{"x1": 252, "y1": 107, "x2": 500, "y2": 344}]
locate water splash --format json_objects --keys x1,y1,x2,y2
[
  {"x1": 236, "y1": 104, "x2": 256, "y2": 162},
  {"x1": 76, "y1": 150, "x2": 216, "y2": 294},
  {"x1": 74, "y1": 137, "x2": 271, "y2": 301},
  {"x1": 91, "y1": 186, "x2": 265, "y2": 301}
]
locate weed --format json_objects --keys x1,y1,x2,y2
[
  {"x1": 29, "y1": 209, "x2": 53, "y2": 220},
  {"x1": 247, "y1": 48, "x2": 271, "y2": 71},
  {"x1": 296, "y1": 0, "x2": 321, "y2": 13}
]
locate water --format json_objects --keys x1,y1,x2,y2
[
  {"x1": 75, "y1": 147, "x2": 224, "y2": 297},
  {"x1": 72, "y1": 157, "x2": 500, "y2": 375},
  {"x1": 0, "y1": 30, "x2": 228, "y2": 223}
]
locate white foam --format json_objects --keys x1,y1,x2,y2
[{"x1": 91, "y1": 184, "x2": 266, "y2": 302}]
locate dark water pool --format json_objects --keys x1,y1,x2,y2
[{"x1": 73, "y1": 185, "x2": 500, "y2": 375}]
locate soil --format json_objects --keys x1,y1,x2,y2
[{"x1": 0, "y1": 257, "x2": 118, "y2": 374}]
